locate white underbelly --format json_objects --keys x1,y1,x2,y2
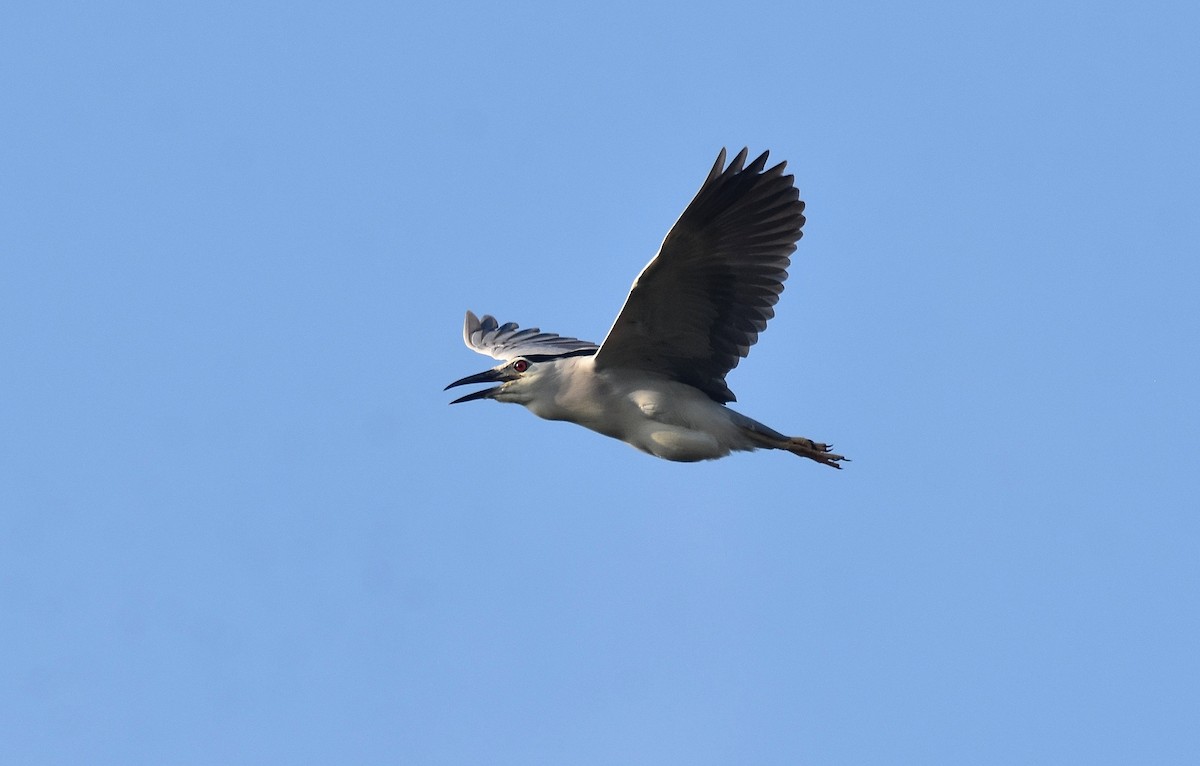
[
  {"x1": 597, "y1": 385, "x2": 744, "y2": 462},
  {"x1": 634, "y1": 424, "x2": 728, "y2": 461}
]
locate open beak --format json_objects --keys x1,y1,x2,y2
[{"x1": 445, "y1": 368, "x2": 507, "y2": 404}]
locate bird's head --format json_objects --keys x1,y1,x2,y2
[{"x1": 444, "y1": 356, "x2": 545, "y2": 405}]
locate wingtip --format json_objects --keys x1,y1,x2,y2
[
  {"x1": 746, "y1": 149, "x2": 771, "y2": 174},
  {"x1": 731, "y1": 147, "x2": 750, "y2": 172},
  {"x1": 462, "y1": 310, "x2": 482, "y2": 348},
  {"x1": 710, "y1": 146, "x2": 758, "y2": 181},
  {"x1": 708, "y1": 148, "x2": 728, "y2": 182}
]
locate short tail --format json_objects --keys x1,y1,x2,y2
[{"x1": 733, "y1": 413, "x2": 848, "y2": 469}]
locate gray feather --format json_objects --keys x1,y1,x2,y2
[{"x1": 461, "y1": 310, "x2": 599, "y2": 362}]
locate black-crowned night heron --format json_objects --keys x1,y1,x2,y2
[{"x1": 446, "y1": 148, "x2": 845, "y2": 468}]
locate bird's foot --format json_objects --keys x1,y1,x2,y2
[{"x1": 785, "y1": 437, "x2": 848, "y2": 469}]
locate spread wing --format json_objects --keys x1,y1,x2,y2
[
  {"x1": 592, "y1": 148, "x2": 805, "y2": 403},
  {"x1": 460, "y1": 310, "x2": 598, "y2": 362}
]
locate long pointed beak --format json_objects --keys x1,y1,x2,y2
[{"x1": 445, "y1": 368, "x2": 506, "y2": 404}]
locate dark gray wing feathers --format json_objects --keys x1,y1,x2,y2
[{"x1": 593, "y1": 148, "x2": 805, "y2": 403}]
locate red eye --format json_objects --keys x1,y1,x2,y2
[{"x1": 512, "y1": 359, "x2": 530, "y2": 373}]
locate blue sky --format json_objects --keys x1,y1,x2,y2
[{"x1": 3, "y1": 1, "x2": 1198, "y2": 763}]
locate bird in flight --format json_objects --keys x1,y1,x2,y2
[{"x1": 446, "y1": 148, "x2": 845, "y2": 468}]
